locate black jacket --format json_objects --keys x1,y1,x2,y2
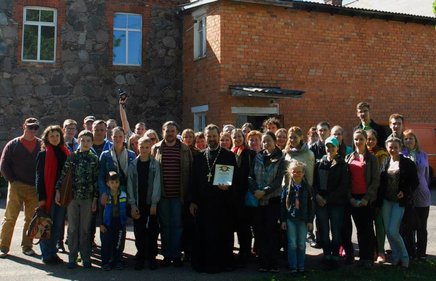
[
  {"x1": 313, "y1": 155, "x2": 349, "y2": 206},
  {"x1": 379, "y1": 155, "x2": 419, "y2": 207},
  {"x1": 353, "y1": 119, "x2": 387, "y2": 147}
]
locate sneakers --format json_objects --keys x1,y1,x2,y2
[
  {"x1": 376, "y1": 255, "x2": 385, "y2": 264},
  {"x1": 0, "y1": 250, "x2": 8, "y2": 258},
  {"x1": 67, "y1": 262, "x2": 77, "y2": 269},
  {"x1": 83, "y1": 261, "x2": 92, "y2": 268},
  {"x1": 310, "y1": 240, "x2": 321, "y2": 249},
  {"x1": 269, "y1": 267, "x2": 280, "y2": 273},
  {"x1": 23, "y1": 249, "x2": 35, "y2": 256},
  {"x1": 57, "y1": 242, "x2": 66, "y2": 253},
  {"x1": 43, "y1": 255, "x2": 64, "y2": 265}
]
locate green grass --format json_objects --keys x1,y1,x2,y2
[{"x1": 252, "y1": 259, "x2": 436, "y2": 281}]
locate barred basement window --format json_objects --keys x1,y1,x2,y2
[
  {"x1": 22, "y1": 7, "x2": 57, "y2": 63},
  {"x1": 113, "y1": 13, "x2": 142, "y2": 66}
]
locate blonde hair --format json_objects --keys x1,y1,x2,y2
[
  {"x1": 285, "y1": 126, "x2": 303, "y2": 150},
  {"x1": 287, "y1": 159, "x2": 306, "y2": 179},
  {"x1": 403, "y1": 129, "x2": 421, "y2": 152},
  {"x1": 286, "y1": 160, "x2": 306, "y2": 209}
]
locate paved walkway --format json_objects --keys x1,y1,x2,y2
[{"x1": 0, "y1": 190, "x2": 435, "y2": 281}]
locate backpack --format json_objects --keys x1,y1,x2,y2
[{"x1": 27, "y1": 208, "x2": 52, "y2": 244}]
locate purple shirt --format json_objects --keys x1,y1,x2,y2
[{"x1": 402, "y1": 149, "x2": 431, "y2": 207}]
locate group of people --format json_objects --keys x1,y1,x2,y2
[{"x1": 0, "y1": 100, "x2": 431, "y2": 276}]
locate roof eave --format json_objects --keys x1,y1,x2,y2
[{"x1": 179, "y1": 0, "x2": 436, "y2": 25}]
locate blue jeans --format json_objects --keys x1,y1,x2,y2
[
  {"x1": 316, "y1": 205, "x2": 344, "y2": 259},
  {"x1": 382, "y1": 200, "x2": 408, "y2": 263},
  {"x1": 286, "y1": 219, "x2": 307, "y2": 271},
  {"x1": 158, "y1": 198, "x2": 183, "y2": 259},
  {"x1": 40, "y1": 203, "x2": 66, "y2": 260}
]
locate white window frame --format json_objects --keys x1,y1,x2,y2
[
  {"x1": 22, "y1": 6, "x2": 57, "y2": 63},
  {"x1": 192, "y1": 8, "x2": 207, "y2": 60},
  {"x1": 113, "y1": 12, "x2": 142, "y2": 66},
  {"x1": 192, "y1": 105, "x2": 208, "y2": 132}
]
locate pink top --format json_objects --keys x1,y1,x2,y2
[{"x1": 349, "y1": 155, "x2": 367, "y2": 195}]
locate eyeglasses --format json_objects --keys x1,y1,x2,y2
[
  {"x1": 66, "y1": 127, "x2": 77, "y2": 131},
  {"x1": 27, "y1": 125, "x2": 39, "y2": 130}
]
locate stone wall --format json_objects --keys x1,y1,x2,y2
[{"x1": 0, "y1": 0, "x2": 184, "y2": 149}]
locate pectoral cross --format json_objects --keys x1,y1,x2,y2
[{"x1": 207, "y1": 172, "x2": 212, "y2": 183}]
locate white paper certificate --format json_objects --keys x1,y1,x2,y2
[{"x1": 213, "y1": 164, "x2": 234, "y2": 186}]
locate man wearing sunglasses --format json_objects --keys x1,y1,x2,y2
[{"x1": 0, "y1": 118, "x2": 41, "y2": 258}]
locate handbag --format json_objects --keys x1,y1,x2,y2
[
  {"x1": 245, "y1": 191, "x2": 259, "y2": 207},
  {"x1": 59, "y1": 164, "x2": 74, "y2": 207},
  {"x1": 27, "y1": 207, "x2": 52, "y2": 244}
]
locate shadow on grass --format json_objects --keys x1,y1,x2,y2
[{"x1": 253, "y1": 258, "x2": 436, "y2": 281}]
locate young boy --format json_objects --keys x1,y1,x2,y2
[
  {"x1": 281, "y1": 160, "x2": 314, "y2": 276},
  {"x1": 55, "y1": 130, "x2": 99, "y2": 269},
  {"x1": 100, "y1": 171, "x2": 127, "y2": 271},
  {"x1": 127, "y1": 136, "x2": 161, "y2": 270}
]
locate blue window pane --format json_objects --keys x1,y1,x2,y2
[
  {"x1": 127, "y1": 15, "x2": 141, "y2": 29},
  {"x1": 114, "y1": 13, "x2": 127, "y2": 28},
  {"x1": 113, "y1": 30, "x2": 126, "y2": 64},
  {"x1": 128, "y1": 31, "x2": 141, "y2": 65}
]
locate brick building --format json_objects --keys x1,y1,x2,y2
[
  {"x1": 0, "y1": 0, "x2": 185, "y2": 148},
  {"x1": 180, "y1": 0, "x2": 436, "y2": 136}
]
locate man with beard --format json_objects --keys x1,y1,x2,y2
[
  {"x1": 152, "y1": 121, "x2": 192, "y2": 267},
  {"x1": 189, "y1": 124, "x2": 237, "y2": 273}
]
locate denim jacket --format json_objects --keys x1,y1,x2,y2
[{"x1": 127, "y1": 156, "x2": 161, "y2": 208}]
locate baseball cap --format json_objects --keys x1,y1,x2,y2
[
  {"x1": 325, "y1": 136, "x2": 339, "y2": 147},
  {"x1": 84, "y1": 115, "x2": 96, "y2": 123},
  {"x1": 24, "y1": 117, "x2": 40, "y2": 126}
]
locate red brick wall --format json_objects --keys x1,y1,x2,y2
[
  {"x1": 182, "y1": 2, "x2": 226, "y2": 127},
  {"x1": 183, "y1": 1, "x2": 436, "y2": 140}
]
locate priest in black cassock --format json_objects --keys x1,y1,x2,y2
[{"x1": 189, "y1": 124, "x2": 238, "y2": 273}]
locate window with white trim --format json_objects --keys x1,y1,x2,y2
[
  {"x1": 22, "y1": 7, "x2": 57, "y2": 62},
  {"x1": 113, "y1": 13, "x2": 142, "y2": 66},
  {"x1": 193, "y1": 15, "x2": 206, "y2": 59},
  {"x1": 192, "y1": 105, "x2": 208, "y2": 132}
]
